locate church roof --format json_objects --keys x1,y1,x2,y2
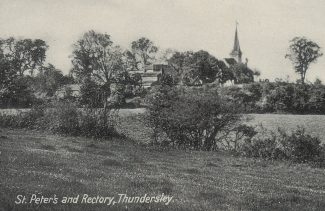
[{"x1": 224, "y1": 58, "x2": 237, "y2": 66}]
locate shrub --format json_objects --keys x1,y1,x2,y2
[
  {"x1": 0, "y1": 105, "x2": 45, "y2": 128},
  {"x1": 78, "y1": 108, "x2": 116, "y2": 138},
  {"x1": 0, "y1": 101, "x2": 117, "y2": 138},
  {"x1": 37, "y1": 101, "x2": 80, "y2": 135},
  {"x1": 218, "y1": 124, "x2": 258, "y2": 151},
  {"x1": 278, "y1": 127, "x2": 323, "y2": 163},
  {"x1": 145, "y1": 85, "x2": 241, "y2": 150},
  {"x1": 79, "y1": 78, "x2": 104, "y2": 108},
  {"x1": 239, "y1": 126, "x2": 324, "y2": 164},
  {"x1": 220, "y1": 82, "x2": 325, "y2": 114},
  {"x1": 0, "y1": 114, "x2": 20, "y2": 128},
  {"x1": 240, "y1": 134, "x2": 284, "y2": 160}
]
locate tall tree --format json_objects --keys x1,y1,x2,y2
[
  {"x1": 127, "y1": 37, "x2": 158, "y2": 71},
  {"x1": 190, "y1": 50, "x2": 221, "y2": 84},
  {"x1": 2, "y1": 37, "x2": 48, "y2": 76},
  {"x1": 0, "y1": 54, "x2": 17, "y2": 98},
  {"x1": 285, "y1": 37, "x2": 323, "y2": 84},
  {"x1": 167, "y1": 50, "x2": 224, "y2": 85},
  {"x1": 71, "y1": 30, "x2": 126, "y2": 106},
  {"x1": 167, "y1": 51, "x2": 193, "y2": 84}
]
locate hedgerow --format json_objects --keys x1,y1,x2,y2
[{"x1": 0, "y1": 101, "x2": 117, "y2": 138}]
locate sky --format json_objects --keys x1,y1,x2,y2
[{"x1": 0, "y1": 0, "x2": 324, "y2": 82}]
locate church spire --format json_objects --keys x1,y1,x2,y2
[{"x1": 230, "y1": 22, "x2": 242, "y2": 63}]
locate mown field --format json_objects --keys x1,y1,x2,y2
[{"x1": 1, "y1": 126, "x2": 325, "y2": 210}]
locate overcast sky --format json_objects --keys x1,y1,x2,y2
[{"x1": 0, "y1": 0, "x2": 324, "y2": 82}]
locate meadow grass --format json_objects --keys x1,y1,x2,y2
[
  {"x1": 114, "y1": 112, "x2": 325, "y2": 146},
  {"x1": 248, "y1": 114, "x2": 325, "y2": 143},
  {"x1": 1, "y1": 128, "x2": 325, "y2": 211}
]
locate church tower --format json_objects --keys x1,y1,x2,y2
[{"x1": 230, "y1": 24, "x2": 242, "y2": 63}]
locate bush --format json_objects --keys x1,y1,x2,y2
[
  {"x1": 278, "y1": 127, "x2": 323, "y2": 163},
  {"x1": 78, "y1": 108, "x2": 116, "y2": 138},
  {"x1": 239, "y1": 126, "x2": 324, "y2": 164},
  {"x1": 218, "y1": 124, "x2": 258, "y2": 151},
  {"x1": 220, "y1": 82, "x2": 325, "y2": 114},
  {"x1": 0, "y1": 101, "x2": 117, "y2": 138},
  {"x1": 37, "y1": 101, "x2": 80, "y2": 135},
  {"x1": 240, "y1": 134, "x2": 284, "y2": 160},
  {"x1": 0, "y1": 105, "x2": 45, "y2": 128},
  {"x1": 145, "y1": 85, "x2": 241, "y2": 150}
]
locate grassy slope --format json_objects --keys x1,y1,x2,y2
[{"x1": 1, "y1": 128, "x2": 325, "y2": 211}]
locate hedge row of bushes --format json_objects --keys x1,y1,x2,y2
[
  {"x1": 220, "y1": 81, "x2": 325, "y2": 114},
  {"x1": 0, "y1": 101, "x2": 117, "y2": 138},
  {"x1": 239, "y1": 126, "x2": 325, "y2": 166}
]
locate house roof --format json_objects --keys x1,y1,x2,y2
[{"x1": 57, "y1": 84, "x2": 81, "y2": 92}]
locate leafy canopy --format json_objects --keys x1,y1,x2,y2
[
  {"x1": 286, "y1": 37, "x2": 323, "y2": 84},
  {"x1": 1, "y1": 37, "x2": 48, "y2": 76},
  {"x1": 71, "y1": 30, "x2": 125, "y2": 85},
  {"x1": 125, "y1": 37, "x2": 158, "y2": 71}
]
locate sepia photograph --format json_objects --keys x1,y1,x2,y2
[{"x1": 1, "y1": 0, "x2": 325, "y2": 210}]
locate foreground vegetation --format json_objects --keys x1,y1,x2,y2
[
  {"x1": 1, "y1": 128, "x2": 325, "y2": 211},
  {"x1": 1, "y1": 90, "x2": 325, "y2": 166},
  {"x1": 1, "y1": 85, "x2": 325, "y2": 210}
]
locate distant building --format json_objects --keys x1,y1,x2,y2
[
  {"x1": 229, "y1": 25, "x2": 242, "y2": 63},
  {"x1": 221, "y1": 24, "x2": 257, "y2": 85},
  {"x1": 55, "y1": 84, "x2": 81, "y2": 99},
  {"x1": 223, "y1": 24, "x2": 245, "y2": 68},
  {"x1": 131, "y1": 64, "x2": 171, "y2": 88}
]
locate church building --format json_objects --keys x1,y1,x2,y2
[
  {"x1": 230, "y1": 25, "x2": 242, "y2": 63},
  {"x1": 224, "y1": 24, "x2": 245, "y2": 66}
]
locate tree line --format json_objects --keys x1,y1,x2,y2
[{"x1": 0, "y1": 30, "x2": 323, "y2": 110}]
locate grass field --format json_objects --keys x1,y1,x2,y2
[
  {"x1": 114, "y1": 111, "x2": 325, "y2": 144},
  {"x1": 1, "y1": 127, "x2": 325, "y2": 211},
  {"x1": 248, "y1": 114, "x2": 325, "y2": 143}
]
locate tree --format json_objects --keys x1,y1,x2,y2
[
  {"x1": 167, "y1": 50, "x2": 227, "y2": 85},
  {"x1": 0, "y1": 41, "x2": 31, "y2": 108},
  {"x1": 229, "y1": 63, "x2": 255, "y2": 84},
  {"x1": 0, "y1": 41, "x2": 15, "y2": 92},
  {"x1": 188, "y1": 50, "x2": 221, "y2": 84},
  {"x1": 79, "y1": 77, "x2": 103, "y2": 107},
  {"x1": 0, "y1": 54, "x2": 17, "y2": 104},
  {"x1": 285, "y1": 37, "x2": 323, "y2": 84},
  {"x1": 167, "y1": 51, "x2": 193, "y2": 84},
  {"x1": 33, "y1": 64, "x2": 73, "y2": 97},
  {"x1": 124, "y1": 50, "x2": 141, "y2": 71},
  {"x1": 71, "y1": 30, "x2": 126, "y2": 106},
  {"x1": 0, "y1": 37, "x2": 48, "y2": 107},
  {"x1": 157, "y1": 48, "x2": 176, "y2": 63},
  {"x1": 1, "y1": 37, "x2": 48, "y2": 76},
  {"x1": 127, "y1": 37, "x2": 158, "y2": 71}
]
